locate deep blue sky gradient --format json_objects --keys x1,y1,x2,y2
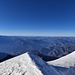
[{"x1": 0, "y1": 0, "x2": 75, "y2": 36}]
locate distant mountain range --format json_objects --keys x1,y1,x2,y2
[
  {"x1": 38, "y1": 44, "x2": 75, "y2": 61},
  {"x1": 0, "y1": 35, "x2": 75, "y2": 61}
]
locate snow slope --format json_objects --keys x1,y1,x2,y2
[
  {"x1": 47, "y1": 51, "x2": 75, "y2": 75},
  {"x1": 48, "y1": 51, "x2": 75, "y2": 68},
  {"x1": 0, "y1": 52, "x2": 60, "y2": 75}
]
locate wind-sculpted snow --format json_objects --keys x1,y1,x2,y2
[
  {"x1": 48, "y1": 51, "x2": 75, "y2": 68},
  {"x1": 48, "y1": 51, "x2": 75, "y2": 75},
  {"x1": 0, "y1": 52, "x2": 60, "y2": 75}
]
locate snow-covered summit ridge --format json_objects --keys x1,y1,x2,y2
[
  {"x1": 48, "y1": 51, "x2": 75, "y2": 68},
  {"x1": 0, "y1": 52, "x2": 60, "y2": 75}
]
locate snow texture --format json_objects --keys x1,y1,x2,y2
[{"x1": 0, "y1": 52, "x2": 60, "y2": 75}]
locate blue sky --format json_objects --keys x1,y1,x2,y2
[{"x1": 0, "y1": 0, "x2": 75, "y2": 36}]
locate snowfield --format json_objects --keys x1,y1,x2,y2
[
  {"x1": 48, "y1": 51, "x2": 75, "y2": 68},
  {"x1": 0, "y1": 52, "x2": 60, "y2": 75}
]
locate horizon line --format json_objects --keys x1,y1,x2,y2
[{"x1": 0, "y1": 35, "x2": 75, "y2": 37}]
